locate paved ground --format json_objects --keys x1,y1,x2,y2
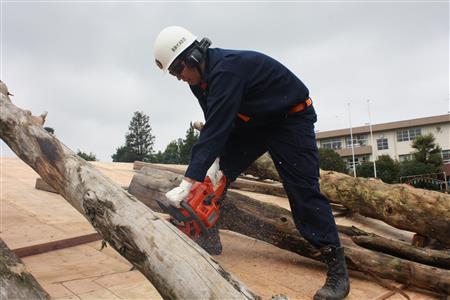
[{"x1": 0, "y1": 157, "x2": 440, "y2": 299}]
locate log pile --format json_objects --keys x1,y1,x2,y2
[
  {"x1": 128, "y1": 166, "x2": 450, "y2": 295},
  {"x1": 247, "y1": 153, "x2": 450, "y2": 246}
]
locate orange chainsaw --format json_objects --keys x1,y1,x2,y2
[{"x1": 157, "y1": 175, "x2": 228, "y2": 240}]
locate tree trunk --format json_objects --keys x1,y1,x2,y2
[
  {"x1": 0, "y1": 86, "x2": 260, "y2": 300},
  {"x1": 133, "y1": 161, "x2": 287, "y2": 197},
  {"x1": 247, "y1": 153, "x2": 450, "y2": 246},
  {"x1": 0, "y1": 238, "x2": 50, "y2": 300},
  {"x1": 128, "y1": 166, "x2": 450, "y2": 295},
  {"x1": 338, "y1": 226, "x2": 450, "y2": 269}
]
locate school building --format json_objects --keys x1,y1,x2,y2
[{"x1": 315, "y1": 114, "x2": 450, "y2": 176}]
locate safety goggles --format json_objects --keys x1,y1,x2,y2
[{"x1": 168, "y1": 60, "x2": 185, "y2": 77}]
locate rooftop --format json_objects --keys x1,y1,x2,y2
[
  {"x1": 316, "y1": 114, "x2": 450, "y2": 140},
  {"x1": 0, "y1": 157, "x2": 440, "y2": 299}
]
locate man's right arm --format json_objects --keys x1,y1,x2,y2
[{"x1": 185, "y1": 71, "x2": 244, "y2": 182}]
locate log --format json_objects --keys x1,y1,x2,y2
[
  {"x1": 0, "y1": 238, "x2": 50, "y2": 300},
  {"x1": 129, "y1": 169, "x2": 317, "y2": 259},
  {"x1": 131, "y1": 166, "x2": 449, "y2": 269},
  {"x1": 133, "y1": 161, "x2": 287, "y2": 197},
  {"x1": 352, "y1": 235, "x2": 450, "y2": 270},
  {"x1": 128, "y1": 166, "x2": 450, "y2": 294},
  {"x1": 0, "y1": 84, "x2": 260, "y2": 300},
  {"x1": 247, "y1": 153, "x2": 450, "y2": 246},
  {"x1": 337, "y1": 226, "x2": 450, "y2": 269},
  {"x1": 35, "y1": 177, "x2": 129, "y2": 193}
]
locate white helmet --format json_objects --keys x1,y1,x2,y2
[{"x1": 154, "y1": 26, "x2": 197, "y2": 72}]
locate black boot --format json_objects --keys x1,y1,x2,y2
[
  {"x1": 195, "y1": 222, "x2": 222, "y2": 255},
  {"x1": 314, "y1": 246, "x2": 350, "y2": 300}
]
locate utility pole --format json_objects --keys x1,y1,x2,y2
[
  {"x1": 348, "y1": 102, "x2": 356, "y2": 177},
  {"x1": 367, "y1": 99, "x2": 377, "y2": 178}
]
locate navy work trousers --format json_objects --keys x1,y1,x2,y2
[{"x1": 219, "y1": 106, "x2": 341, "y2": 248}]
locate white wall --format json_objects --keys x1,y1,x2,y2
[{"x1": 318, "y1": 122, "x2": 450, "y2": 163}]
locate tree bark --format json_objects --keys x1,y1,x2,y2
[
  {"x1": 129, "y1": 168, "x2": 318, "y2": 258},
  {"x1": 337, "y1": 226, "x2": 450, "y2": 269},
  {"x1": 133, "y1": 161, "x2": 287, "y2": 197},
  {"x1": 247, "y1": 153, "x2": 450, "y2": 246},
  {"x1": 0, "y1": 86, "x2": 260, "y2": 300},
  {"x1": 0, "y1": 238, "x2": 50, "y2": 300},
  {"x1": 128, "y1": 166, "x2": 450, "y2": 295}
]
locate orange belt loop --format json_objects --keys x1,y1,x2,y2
[
  {"x1": 289, "y1": 98, "x2": 312, "y2": 114},
  {"x1": 237, "y1": 113, "x2": 251, "y2": 122}
]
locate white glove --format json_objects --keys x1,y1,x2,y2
[
  {"x1": 206, "y1": 158, "x2": 223, "y2": 188},
  {"x1": 164, "y1": 179, "x2": 193, "y2": 208}
]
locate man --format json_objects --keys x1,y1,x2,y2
[{"x1": 154, "y1": 26, "x2": 350, "y2": 300}]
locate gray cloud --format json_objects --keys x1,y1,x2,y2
[{"x1": 1, "y1": 2, "x2": 448, "y2": 161}]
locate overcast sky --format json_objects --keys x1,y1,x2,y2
[{"x1": 1, "y1": 1, "x2": 448, "y2": 161}]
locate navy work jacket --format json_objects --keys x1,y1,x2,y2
[{"x1": 185, "y1": 48, "x2": 310, "y2": 182}]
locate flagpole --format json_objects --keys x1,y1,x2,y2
[
  {"x1": 348, "y1": 103, "x2": 356, "y2": 177},
  {"x1": 367, "y1": 99, "x2": 377, "y2": 178}
]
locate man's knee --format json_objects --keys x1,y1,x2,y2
[
  {"x1": 219, "y1": 152, "x2": 258, "y2": 182},
  {"x1": 220, "y1": 164, "x2": 241, "y2": 183}
]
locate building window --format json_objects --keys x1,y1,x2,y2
[
  {"x1": 399, "y1": 154, "x2": 413, "y2": 162},
  {"x1": 320, "y1": 138, "x2": 342, "y2": 150},
  {"x1": 397, "y1": 130, "x2": 409, "y2": 142},
  {"x1": 409, "y1": 128, "x2": 421, "y2": 140},
  {"x1": 377, "y1": 138, "x2": 388, "y2": 150},
  {"x1": 345, "y1": 134, "x2": 368, "y2": 148},
  {"x1": 396, "y1": 128, "x2": 421, "y2": 142},
  {"x1": 442, "y1": 150, "x2": 450, "y2": 163}
]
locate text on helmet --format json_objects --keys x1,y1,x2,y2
[{"x1": 172, "y1": 37, "x2": 187, "y2": 52}]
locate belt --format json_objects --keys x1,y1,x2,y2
[{"x1": 237, "y1": 98, "x2": 312, "y2": 122}]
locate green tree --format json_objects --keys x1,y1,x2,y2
[
  {"x1": 318, "y1": 148, "x2": 347, "y2": 173},
  {"x1": 179, "y1": 122, "x2": 199, "y2": 164},
  {"x1": 125, "y1": 111, "x2": 155, "y2": 161},
  {"x1": 410, "y1": 134, "x2": 443, "y2": 173},
  {"x1": 374, "y1": 155, "x2": 401, "y2": 183},
  {"x1": 398, "y1": 160, "x2": 443, "y2": 190},
  {"x1": 162, "y1": 140, "x2": 182, "y2": 164},
  {"x1": 398, "y1": 160, "x2": 432, "y2": 178},
  {"x1": 149, "y1": 122, "x2": 199, "y2": 164},
  {"x1": 112, "y1": 111, "x2": 156, "y2": 162},
  {"x1": 356, "y1": 155, "x2": 400, "y2": 183},
  {"x1": 397, "y1": 134, "x2": 444, "y2": 190},
  {"x1": 152, "y1": 151, "x2": 165, "y2": 163},
  {"x1": 77, "y1": 150, "x2": 97, "y2": 161},
  {"x1": 112, "y1": 145, "x2": 140, "y2": 162}
]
